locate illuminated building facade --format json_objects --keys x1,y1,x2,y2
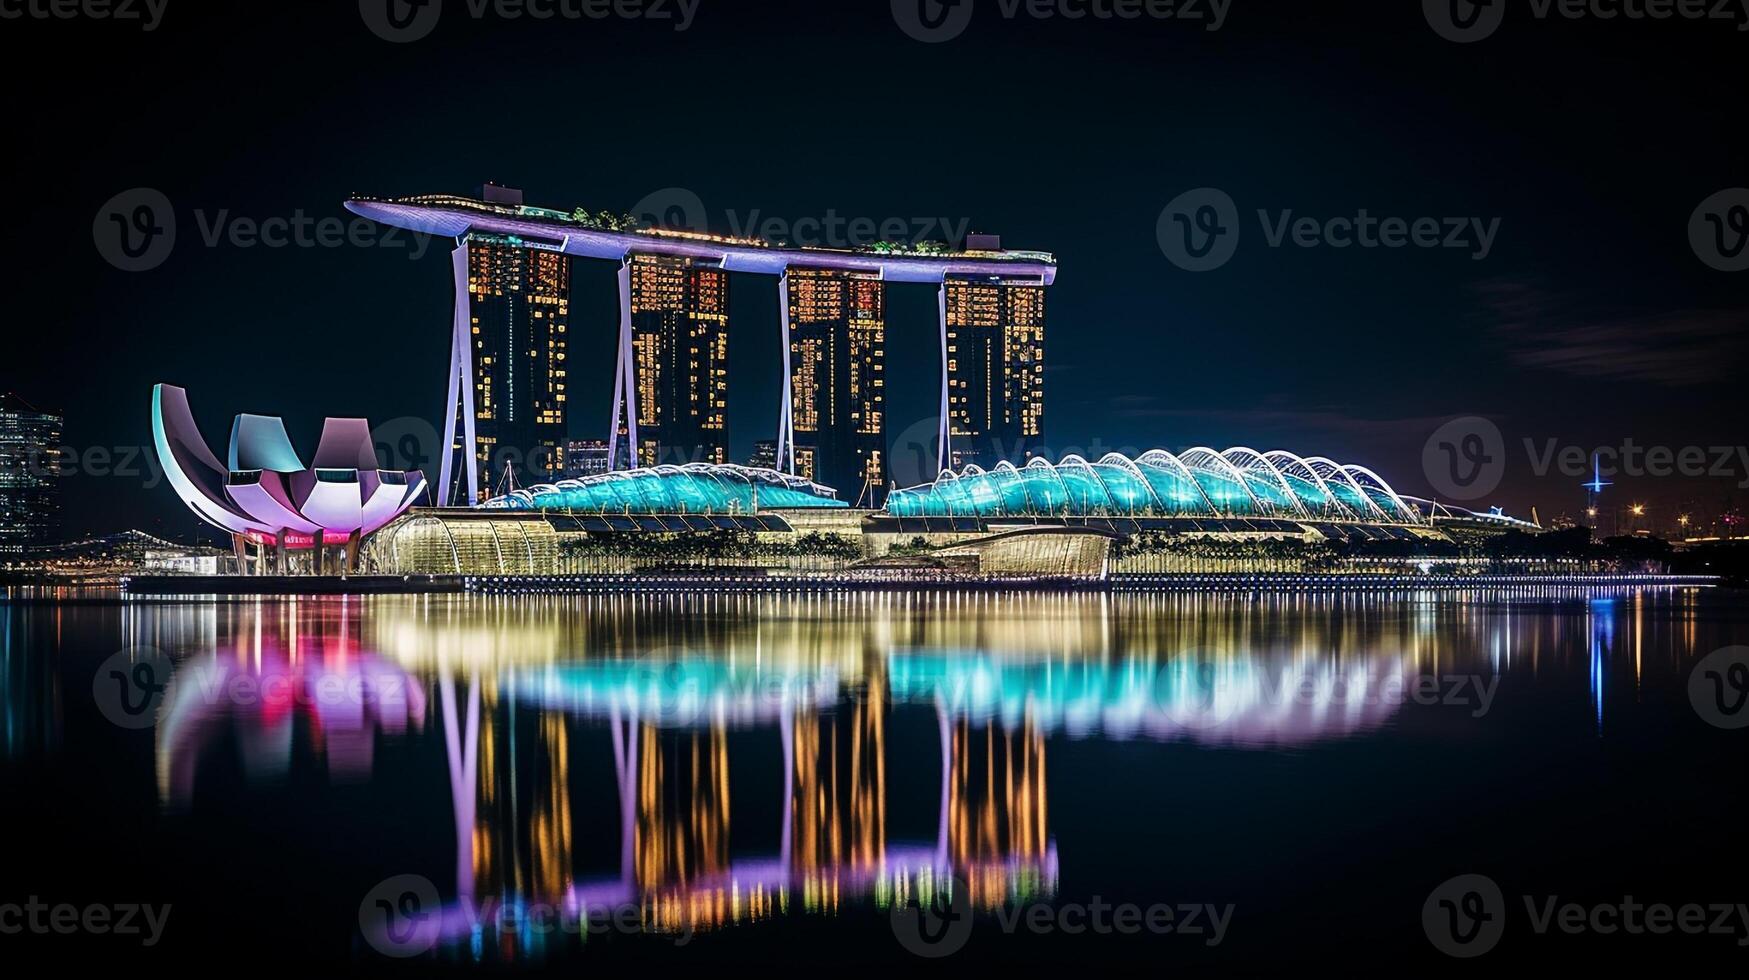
[
  {"x1": 0, "y1": 393, "x2": 63, "y2": 556},
  {"x1": 348, "y1": 193, "x2": 1059, "y2": 499},
  {"x1": 561, "y1": 439, "x2": 610, "y2": 480},
  {"x1": 612, "y1": 254, "x2": 729, "y2": 469},
  {"x1": 886, "y1": 448, "x2": 1425, "y2": 523},
  {"x1": 746, "y1": 439, "x2": 778, "y2": 471},
  {"x1": 943, "y1": 277, "x2": 1046, "y2": 471},
  {"x1": 779, "y1": 268, "x2": 886, "y2": 506},
  {"x1": 461, "y1": 233, "x2": 571, "y2": 500}
]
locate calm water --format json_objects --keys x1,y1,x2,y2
[{"x1": 3, "y1": 587, "x2": 1747, "y2": 971}]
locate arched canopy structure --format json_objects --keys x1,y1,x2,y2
[
  {"x1": 480, "y1": 463, "x2": 846, "y2": 515},
  {"x1": 884, "y1": 449, "x2": 1427, "y2": 525}
]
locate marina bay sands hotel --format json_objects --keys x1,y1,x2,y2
[{"x1": 346, "y1": 187, "x2": 1056, "y2": 508}]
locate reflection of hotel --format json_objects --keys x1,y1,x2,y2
[
  {"x1": 393, "y1": 589, "x2": 1448, "y2": 956},
  {"x1": 448, "y1": 672, "x2": 1056, "y2": 948}
]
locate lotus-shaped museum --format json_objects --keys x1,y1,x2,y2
[{"x1": 151, "y1": 384, "x2": 426, "y2": 570}]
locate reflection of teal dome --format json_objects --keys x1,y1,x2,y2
[
  {"x1": 885, "y1": 449, "x2": 1423, "y2": 523},
  {"x1": 481, "y1": 464, "x2": 846, "y2": 514}
]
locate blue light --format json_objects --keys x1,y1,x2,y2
[{"x1": 1582, "y1": 453, "x2": 1614, "y2": 495}]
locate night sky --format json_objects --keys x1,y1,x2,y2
[{"x1": 3, "y1": 0, "x2": 1745, "y2": 542}]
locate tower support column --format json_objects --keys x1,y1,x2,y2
[
  {"x1": 936, "y1": 282, "x2": 952, "y2": 476},
  {"x1": 608, "y1": 257, "x2": 639, "y2": 470},
  {"x1": 776, "y1": 271, "x2": 796, "y2": 474},
  {"x1": 438, "y1": 242, "x2": 480, "y2": 506}
]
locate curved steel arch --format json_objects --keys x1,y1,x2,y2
[
  {"x1": 989, "y1": 461, "x2": 1032, "y2": 516},
  {"x1": 959, "y1": 465, "x2": 1008, "y2": 515},
  {"x1": 934, "y1": 468, "x2": 974, "y2": 517},
  {"x1": 1057, "y1": 454, "x2": 1115, "y2": 516},
  {"x1": 1221, "y1": 447, "x2": 1310, "y2": 520},
  {"x1": 1263, "y1": 450, "x2": 1359, "y2": 521},
  {"x1": 1301, "y1": 458, "x2": 1392, "y2": 522},
  {"x1": 1135, "y1": 450, "x2": 1217, "y2": 516},
  {"x1": 1098, "y1": 452, "x2": 1164, "y2": 515},
  {"x1": 1179, "y1": 448, "x2": 1266, "y2": 517},
  {"x1": 1340, "y1": 464, "x2": 1422, "y2": 524},
  {"x1": 679, "y1": 463, "x2": 741, "y2": 510},
  {"x1": 1024, "y1": 455, "x2": 1073, "y2": 516}
]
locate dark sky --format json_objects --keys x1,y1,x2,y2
[{"x1": 3, "y1": 0, "x2": 1745, "y2": 542}]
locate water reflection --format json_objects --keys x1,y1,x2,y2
[
  {"x1": 108, "y1": 587, "x2": 1710, "y2": 959},
  {"x1": 434, "y1": 668, "x2": 1057, "y2": 950},
  {"x1": 153, "y1": 603, "x2": 426, "y2": 805},
  {"x1": 1, "y1": 602, "x2": 58, "y2": 759}
]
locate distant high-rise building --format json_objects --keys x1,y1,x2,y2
[
  {"x1": 461, "y1": 228, "x2": 571, "y2": 500},
  {"x1": 614, "y1": 253, "x2": 729, "y2": 468},
  {"x1": 746, "y1": 439, "x2": 779, "y2": 471},
  {"x1": 944, "y1": 277, "x2": 1046, "y2": 470},
  {"x1": 781, "y1": 268, "x2": 886, "y2": 506},
  {"x1": 0, "y1": 394, "x2": 64, "y2": 556},
  {"x1": 562, "y1": 439, "x2": 611, "y2": 480}
]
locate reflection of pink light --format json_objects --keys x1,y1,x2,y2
[{"x1": 159, "y1": 649, "x2": 426, "y2": 805}]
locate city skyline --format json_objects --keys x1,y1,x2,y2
[
  {"x1": 0, "y1": 393, "x2": 63, "y2": 555},
  {"x1": 6, "y1": 5, "x2": 1749, "y2": 974},
  {"x1": 2, "y1": 2, "x2": 1744, "y2": 541}
]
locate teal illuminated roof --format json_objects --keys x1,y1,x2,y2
[
  {"x1": 885, "y1": 449, "x2": 1425, "y2": 524},
  {"x1": 481, "y1": 463, "x2": 846, "y2": 514}
]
